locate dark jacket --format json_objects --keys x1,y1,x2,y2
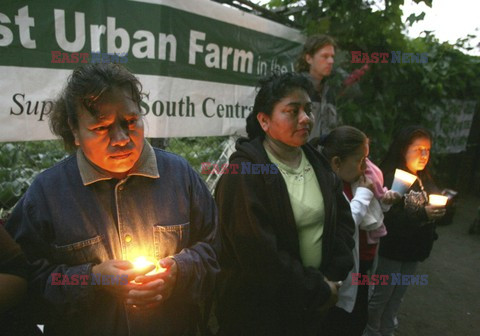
[
  {"x1": 214, "y1": 137, "x2": 355, "y2": 335},
  {"x1": 6, "y1": 144, "x2": 219, "y2": 336},
  {"x1": 0, "y1": 225, "x2": 28, "y2": 278},
  {"x1": 379, "y1": 170, "x2": 440, "y2": 262}
]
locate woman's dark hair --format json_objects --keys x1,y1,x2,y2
[
  {"x1": 246, "y1": 72, "x2": 314, "y2": 140},
  {"x1": 320, "y1": 125, "x2": 367, "y2": 161},
  {"x1": 49, "y1": 63, "x2": 144, "y2": 151},
  {"x1": 380, "y1": 125, "x2": 433, "y2": 175},
  {"x1": 296, "y1": 34, "x2": 337, "y2": 73}
]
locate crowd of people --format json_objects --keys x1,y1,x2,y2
[{"x1": 0, "y1": 34, "x2": 447, "y2": 336}]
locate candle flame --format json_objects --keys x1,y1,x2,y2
[
  {"x1": 132, "y1": 256, "x2": 154, "y2": 270},
  {"x1": 131, "y1": 256, "x2": 166, "y2": 275}
]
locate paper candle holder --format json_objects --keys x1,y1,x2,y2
[
  {"x1": 429, "y1": 194, "x2": 448, "y2": 206},
  {"x1": 391, "y1": 169, "x2": 417, "y2": 196}
]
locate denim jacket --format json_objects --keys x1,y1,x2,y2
[{"x1": 6, "y1": 142, "x2": 220, "y2": 335}]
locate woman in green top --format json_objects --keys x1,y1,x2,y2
[{"x1": 214, "y1": 72, "x2": 355, "y2": 335}]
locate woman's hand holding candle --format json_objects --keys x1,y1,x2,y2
[
  {"x1": 91, "y1": 260, "x2": 155, "y2": 298},
  {"x1": 131, "y1": 256, "x2": 158, "y2": 276},
  {"x1": 381, "y1": 190, "x2": 402, "y2": 205},
  {"x1": 425, "y1": 205, "x2": 446, "y2": 221},
  {"x1": 126, "y1": 257, "x2": 178, "y2": 310},
  {"x1": 425, "y1": 194, "x2": 447, "y2": 221}
]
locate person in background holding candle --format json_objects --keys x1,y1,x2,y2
[
  {"x1": 6, "y1": 63, "x2": 219, "y2": 335},
  {"x1": 214, "y1": 72, "x2": 355, "y2": 335},
  {"x1": 365, "y1": 125, "x2": 445, "y2": 336},
  {"x1": 318, "y1": 126, "x2": 400, "y2": 336}
]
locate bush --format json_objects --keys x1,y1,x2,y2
[{"x1": 0, "y1": 141, "x2": 67, "y2": 211}]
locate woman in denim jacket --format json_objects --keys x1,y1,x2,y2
[{"x1": 6, "y1": 63, "x2": 220, "y2": 335}]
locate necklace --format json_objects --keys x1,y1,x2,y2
[{"x1": 276, "y1": 160, "x2": 313, "y2": 182}]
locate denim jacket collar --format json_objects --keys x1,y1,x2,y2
[{"x1": 77, "y1": 141, "x2": 160, "y2": 186}]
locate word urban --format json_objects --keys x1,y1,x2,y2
[
  {"x1": 352, "y1": 273, "x2": 429, "y2": 286},
  {"x1": 351, "y1": 51, "x2": 428, "y2": 64},
  {"x1": 2, "y1": 6, "x2": 256, "y2": 74},
  {"x1": 51, "y1": 273, "x2": 128, "y2": 286},
  {"x1": 201, "y1": 162, "x2": 279, "y2": 175},
  {"x1": 51, "y1": 51, "x2": 128, "y2": 63}
]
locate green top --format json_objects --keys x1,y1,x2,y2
[{"x1": 266, "y1": 147, "x2": 325, "y2": 268}]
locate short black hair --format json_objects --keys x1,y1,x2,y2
[{"x1": 246, "y1": 72, "x2": 314, "y2": 139}]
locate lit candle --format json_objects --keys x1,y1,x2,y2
[
  {"x1": 391, "y1": 169, "x2": 417, "y2": 196},
  {"x1": 132, "y1": 256, "x2": 156, "y2": 276},
  {"x1": 133, "y1": 256, "x2": 154, "y2": 269},
  {"x1": 429, "y1": 194, "x2": 448, "y2": 206},
  {"x1": 132, "y1": 256, "x2": 166, "y2": 275}
]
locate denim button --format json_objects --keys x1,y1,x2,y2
[{"x1": 125, "y1": 235, "x2": 132, "y2": 243}]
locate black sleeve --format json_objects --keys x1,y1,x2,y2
[
  {"x1": 0, "y1": 225, "x2": 28, "y2": 279},
  {"x1": 322, "y1": 174, "x2": 355, "y2": 282},
  {"x1": 383, "y1": 173, "x2": 430, "y2": 236}
]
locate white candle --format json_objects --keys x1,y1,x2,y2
[
  {"x1": 394, "y1": 169, "x2": 417, "y2": 184},
  {"x1": 391, "y1": 169, "x2": 417, "y2": 196},
  {"x1": 429, "y1": 194, "x2": 448, "y2": 206}
]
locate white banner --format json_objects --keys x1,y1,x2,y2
[
  {"x1": 0, "y1": 0, "x2": 304, "y2": 142},
  {"x1": 2, "y1": 66, "x2": 257, "y2": 140}
]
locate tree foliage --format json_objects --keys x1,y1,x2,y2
[{"x1": 265, "y1": 0, "x2": 480, "y2": 161}]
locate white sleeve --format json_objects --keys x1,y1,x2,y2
[{"x1": 348, "y1": 187, "x2": 374, "y2": 227}]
